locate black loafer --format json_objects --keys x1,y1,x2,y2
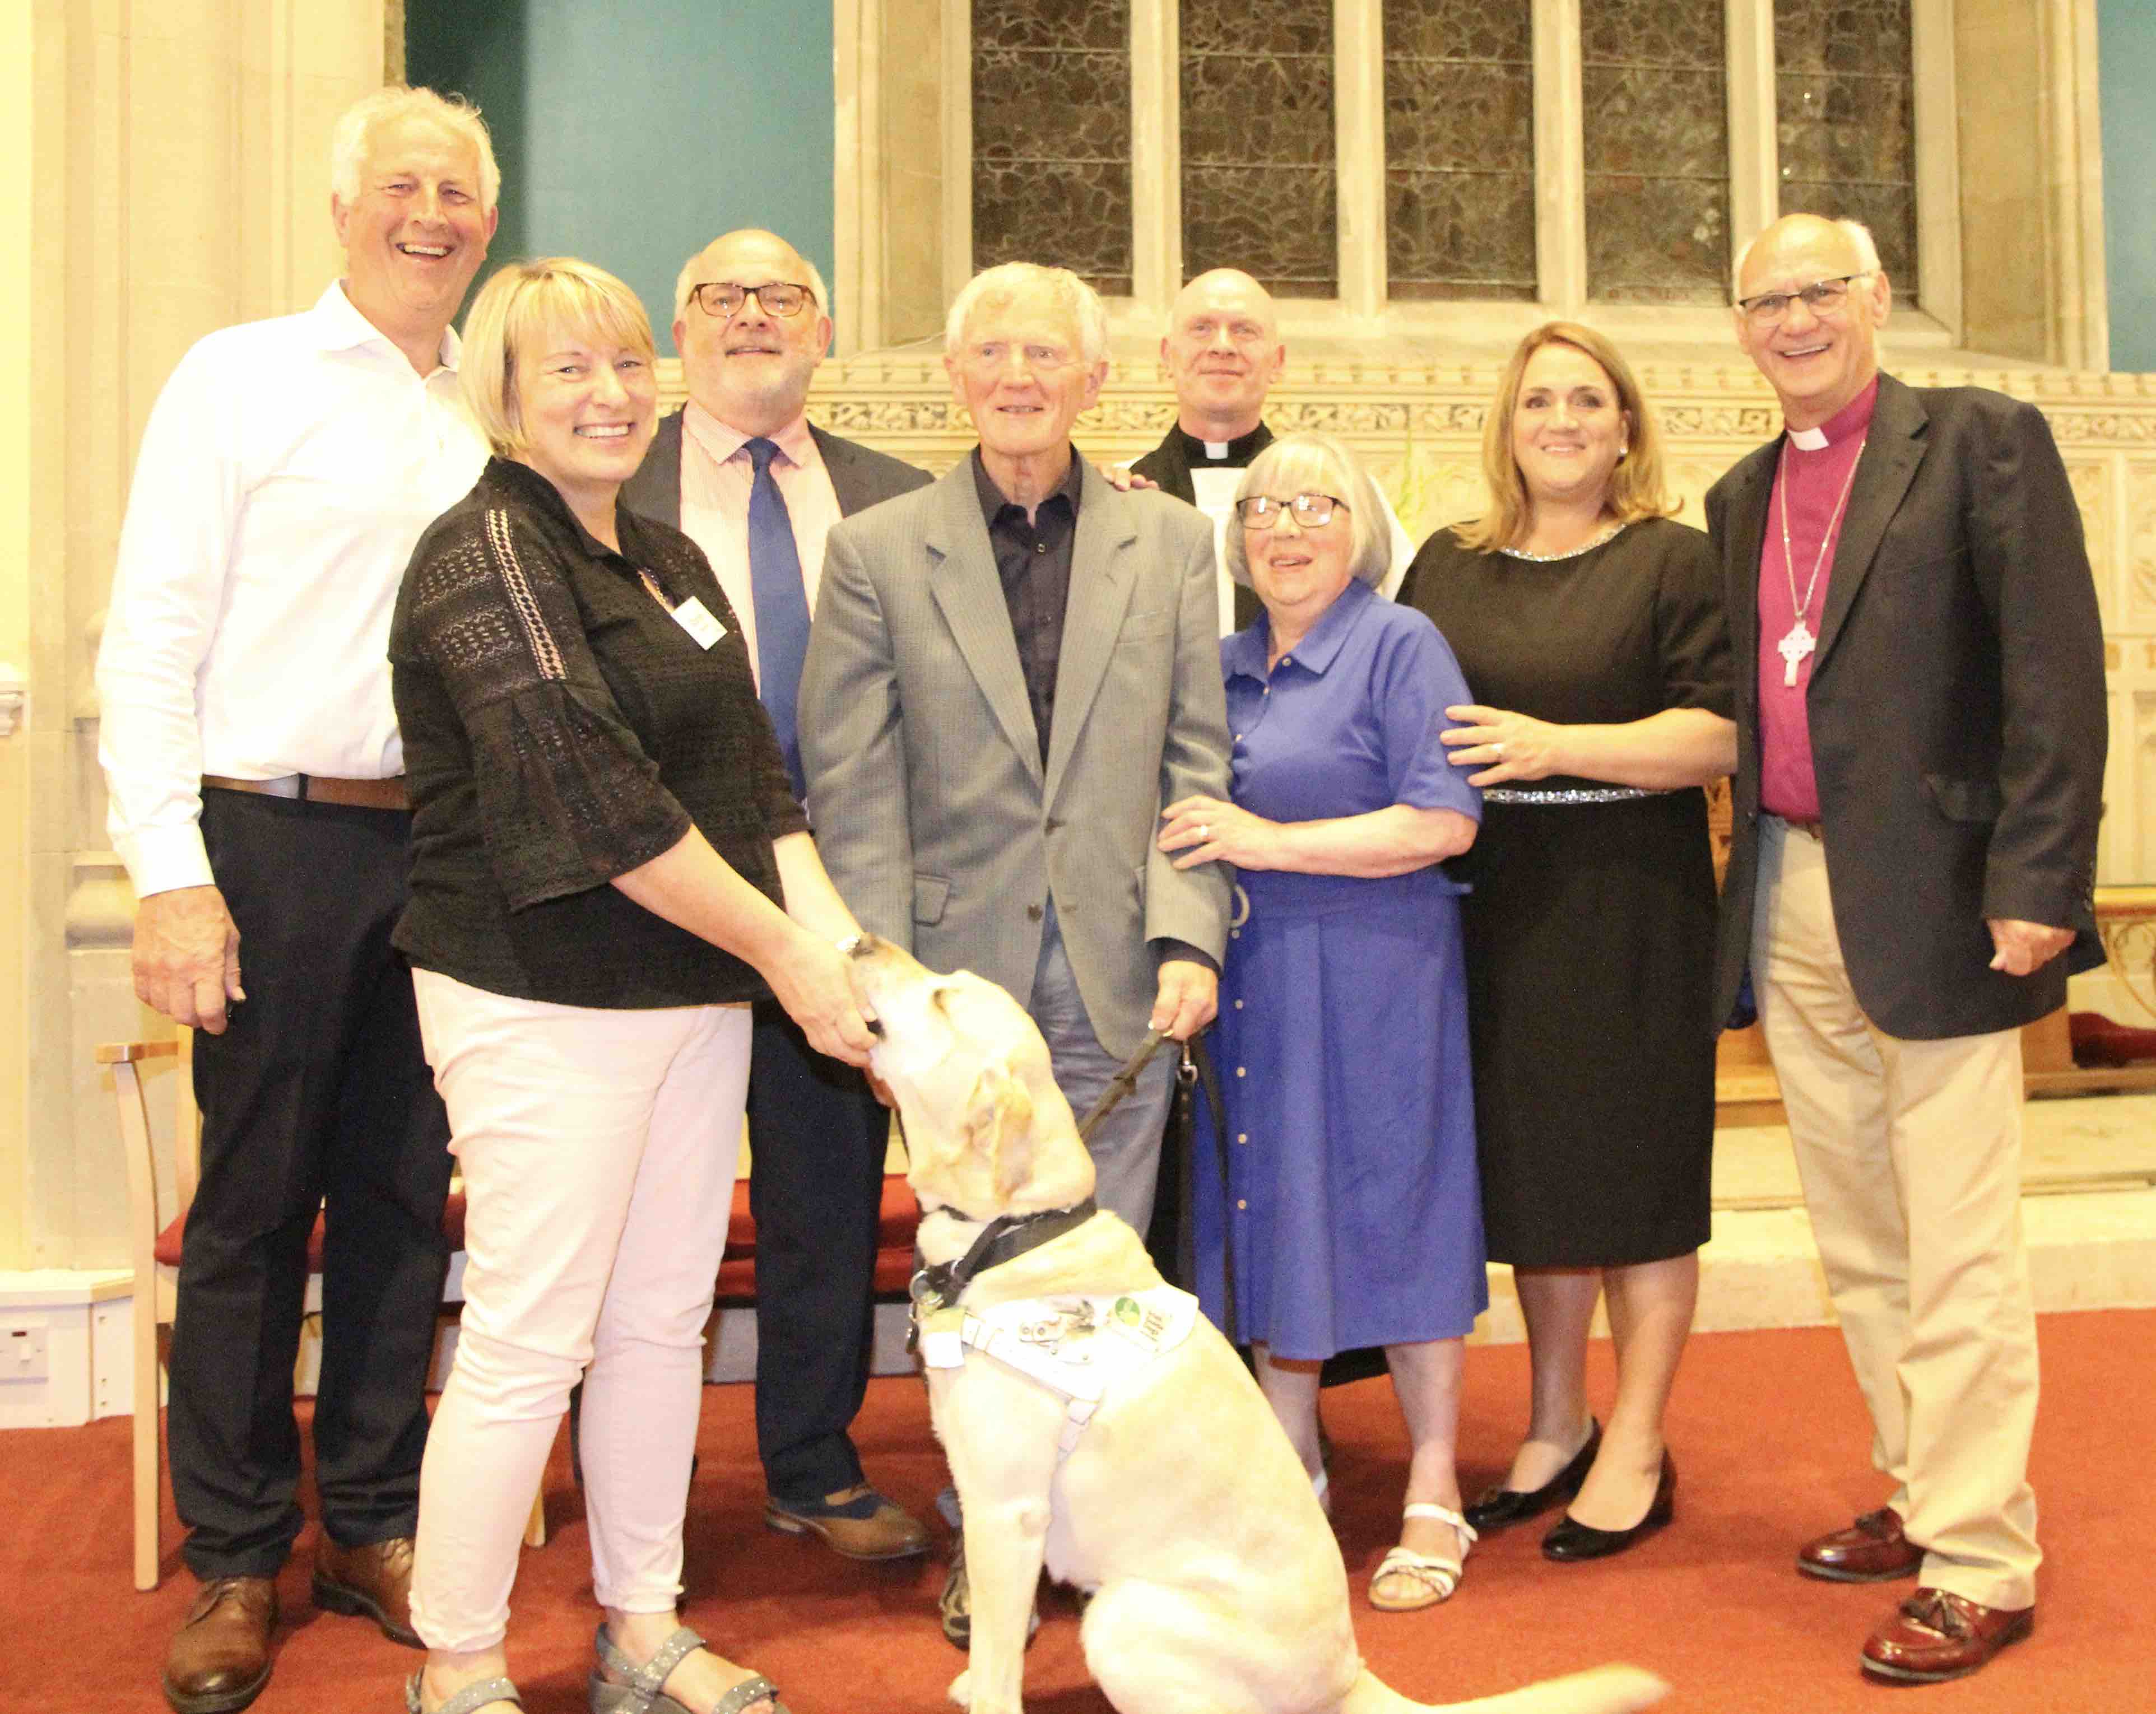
[
  {"x1": 1463, "y1": 1420, "x2": 1601, "y2": 1533},
  {"x1": 1542, "y1": 1452, "x2": 1676, "y2": 1562}
]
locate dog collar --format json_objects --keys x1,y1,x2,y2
[{"x1": 909, "y1": 1198, "x2": 1100, "y2": 1322}]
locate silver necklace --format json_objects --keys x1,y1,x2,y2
[
  {"x1": 1774, "y1": 435, "x2": 1866, "y2": 687},
  {"x1": 1500, "y1": 519, "x2": 1626, "y2": 562}
]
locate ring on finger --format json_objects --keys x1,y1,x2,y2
[
  {"x1": 1198, "y1": 823, "x2": 1211, "y2": 839},
  {"x1": 1490, "y1": 740, "x2": 1508, "y2": 760}
]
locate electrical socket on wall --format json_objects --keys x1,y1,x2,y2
[{"x1": 3, "y1": 1323, "x2": 50, "y2": 1384}]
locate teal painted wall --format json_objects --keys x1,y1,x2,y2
[
  {"x1": 2101, "y1": 1, "x2": 2156, "y2": 371},
  {"x1": 405, "y1": 2, "x2": 835, "y2": 347}
]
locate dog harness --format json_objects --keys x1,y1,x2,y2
[{"x1": 919, "y1": 1287, "x2": 1202, "y2": 1459}]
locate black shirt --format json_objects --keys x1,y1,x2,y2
[
  {"x1": 389, "y1": 457, "x2": 808, "y2": 1009},
  {"x1": 973, "y1": 448, "x2": 1083, "y2": 765}
]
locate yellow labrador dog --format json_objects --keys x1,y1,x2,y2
[{"x1": 848, "y1": 935, "x2": 1664, "y2": 1714}]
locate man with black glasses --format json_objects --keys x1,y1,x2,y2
[
  {"x1": 623, "y1": 227, "x2": 933, "y2": 1566},
  {"x1": 1707, "y1": 212, "x2": 2104, "y2": 1685}
]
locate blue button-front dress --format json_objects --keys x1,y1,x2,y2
[{"x1": 1192, "y1": 577, "x2": 1488, "y2": 1358}]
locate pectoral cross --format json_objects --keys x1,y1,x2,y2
[{"x1": 1777, "y1": 618, "x2": 1816, "y2": 688}]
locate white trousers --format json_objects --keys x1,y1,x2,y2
[
  {"x1": 407, "y1": 970, "x2": 751, "y2": 1652},
  {"x1": 1751, "y1": 819, "x2": 2039, "y2": 1610}
]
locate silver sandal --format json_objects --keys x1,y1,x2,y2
[
  {"x1": 588, "y1": 1622, "x2": 788, "y2": 1714},
  {"x1": 403, "y1": 1669, "x2": 523, "y2": 1714}
]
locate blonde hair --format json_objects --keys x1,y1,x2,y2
[
  {"x1": 945, "y1": 262, "x2": 1110, "y2": 368},
  {"x1": 459, "y1": 258, "x2": 656, "y2": 457},
  {"x1": 329, "y1": 86, "x2": 499, "y2": 212},
  {"x1": 1454, "y1": 322, "x2": 1674, "y2": 554},
  {"x1": 1221, "y1": 433, "x2": 1391, "y2": 591}
]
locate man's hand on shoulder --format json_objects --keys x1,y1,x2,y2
[
  {"x1": 1986, "y1": 917, "x2": 2074, "y2": 977},
  {"x1": 1150, "y1": 957, "x2": 1218, "y2": 1041},
  {"x1": 1099, "y1": 464, "x2": 1159, "y2": 493},
  {"x1": 133, "y1": 884, "x2": 245, "y2": 1033}
]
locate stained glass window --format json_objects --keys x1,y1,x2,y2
[
  {"x1": 1181, "y1": 0, "x2": 1337, "y2": 296},
  {"x1": 1382, "y1": 0, "x2": 1536, "y2": 300},
  {"x1": 1775, "y1": 0, "x2": 1918, "y2": 302},
  {"x1": 1582, "y1": 0, "x2": 1731, "y2": 304},
  {"x1": 972, "y1": 0, "x2": 1135, "y2": 297}
]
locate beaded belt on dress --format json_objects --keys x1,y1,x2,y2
[{"x1": 1480, "y1": 786, "x2": 1678, "y2": 805}]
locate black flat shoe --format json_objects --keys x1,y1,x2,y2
[
  {"x1": 1462, "y1": 1419, "x2": 1602, "y2": 1533},
  {"x1": 1542, "y1": 1451, "x2": 1676, "y2": 1562}
]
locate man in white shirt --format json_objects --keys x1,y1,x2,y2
[
  {"x1": 96, "y1": 87, "x2": 498, "y2": 1714},
  {"x1": 620, "y1": 229, "x2": 933, "y2": 1563},
  {"x1": 1128, "y1": 268, "x2": 1415, "y2": 634}
]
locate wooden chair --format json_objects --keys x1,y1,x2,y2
[{"x1": 98, "y1": 1032, "x2": 543, "y2": 1591}]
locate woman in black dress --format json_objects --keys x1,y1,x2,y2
[{"x1": 1402, "y1": 322, "x2": 1735, "y2": 1562}]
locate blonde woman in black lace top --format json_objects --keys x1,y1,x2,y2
[{"x1": 388, "y1": 257, "x2": 858, "y2": 1714}]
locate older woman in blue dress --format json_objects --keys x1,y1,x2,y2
[{"x1": 1160, "y1": 431, "x2": 1486, "y2": 1612}]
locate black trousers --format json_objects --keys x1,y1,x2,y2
[
  {"x1": 744, "y1": 1000, "x2": 890, "y2": 1505},
  {"x1": 168, "y1": 791, "x2": 452, "y2": 1578}
]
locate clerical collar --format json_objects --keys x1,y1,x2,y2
[
  {"x1": 1785, "y1": 375, "x2": 1880, "y2": 452},
  {"x1": 1174, "y1": 422, "x2": 1272, "y2": 466}
]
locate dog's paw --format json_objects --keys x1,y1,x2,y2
[{"x1": 946, "y1": 1667, "x2": 969, "y2": 1707}]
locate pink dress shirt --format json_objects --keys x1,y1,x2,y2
[
  {"x1": 676, "y1": 402, "x2": 843, "y2": 690},
  {"x1": 1757, "y1": 376, "x2": 1880, "y2": 821}
]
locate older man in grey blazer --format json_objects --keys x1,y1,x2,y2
[{"x1": 800, "y1": 262, "x2": 1233, "y2": 1235}]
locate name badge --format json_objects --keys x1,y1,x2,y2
[{"x1": 671, "y1": 597, "x2": 727, "y2": 650}]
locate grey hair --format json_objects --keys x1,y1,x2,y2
[
  {"x1": 944, "y1": 263, "x2": 1110, "y2": 368},
  {"x1": 329, "y1": 86, "x2": 499, "y2": 212},
  {"x1": 1731, "y1": 217, "x2": 1882, "y2": 297},
  {"x1": 1221, "y1": 433, "x2": 1391, "y2": 591},
  {"x1": 672, "y1": 241, "x2": 831, "y2": 327}
]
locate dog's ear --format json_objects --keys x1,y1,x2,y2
[{"x1": 964, "y1": 1062, "x2": 1037, "y2": 1200}]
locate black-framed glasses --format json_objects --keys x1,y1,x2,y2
[
  {"x1": 1235, "y1": 492, "x2": 1350, "y2": 528},
  {"x1": 1735, "y1": 273, "x2": 1870, "y2": 325},
  {"x1": 688, "y1": 280, "x2": 817, "y2": 320}
]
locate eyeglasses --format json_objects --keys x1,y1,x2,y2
[
  {"x1": 688, "y1": 281, "x2": 816, "y2": 320},
  {"x1": 1735, "y1": 274, "x2": 1870, "y2": 325},
  {"x1": 1235, "y1": 492, "x2": 1350, "y2": 529}
]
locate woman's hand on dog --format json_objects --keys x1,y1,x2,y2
[
  {"x1": 1159, "y1": 794, "x2": 1280, "y2": 871},
  {"x1": 767, "y1": 930, "x2": 881, "y2": 1066}
]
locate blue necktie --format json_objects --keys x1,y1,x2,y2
[{"x1": 745, "y1": 437, "x2": 812, "y2": 798}]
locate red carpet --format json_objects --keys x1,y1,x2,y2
[{"x1": 4, "y1": 1310, "x2": 2152, "y2": 1713}]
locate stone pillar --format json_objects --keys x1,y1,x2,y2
[{"x1": 0, "y1": 0, "x2": 388, "y2": 1273}]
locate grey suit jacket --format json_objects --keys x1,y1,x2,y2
[
  {"x1": 1707, "y1": 373, "x2": 2106, "y2": 1041},
  {"x1": 620, "y1": 408, "x2": 932, "y2": 530},
  {"x1": 800, "y1": 457, "x2": 1234, "y2": 1058}
]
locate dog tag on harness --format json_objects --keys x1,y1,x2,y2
[{"x1": 919, "y1": 1306, "x2": 967, "y2": 1369}]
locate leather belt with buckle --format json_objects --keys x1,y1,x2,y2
[{"x1": 202, "y1": 773, "x2": 409, "y2": 812}]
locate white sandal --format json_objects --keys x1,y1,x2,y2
[{"x1": 1369, "y1": 1502, "x2": 1476, "y2": 1611}]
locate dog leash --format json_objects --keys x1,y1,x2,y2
[
  {"x1": 1074, "y1": 1027, "x2": 1167, "y2": 1144},
  {"x1": 1178, "y1": 1034, "x2": 1239, "y2": 1347}
]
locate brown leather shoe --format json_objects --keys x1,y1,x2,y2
[
  {"x1": 1797, "y1": 1507, "x2": 1923, "y2": 1582},
  {"x1": 312, "y1": 1534, "x2": 420, "y2": 1646},
  {"x1": 764, "y1": 1484, "x2": 930, "y2": 1561},
  {"x1": 1861, "y1": 1587, "x2": 2033, "y2": 1682},
  {"x1": 163, "y1": 1575, "x2": 277, "y2": 1714}
]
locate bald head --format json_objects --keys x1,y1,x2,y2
[
  {"x1": 1162, "y1": 269, "x2": 1286, "y2": 441},
  {"x1": 672, "y1": 228, "x2": 834, "y2": 436},
  {"x1": 1731, "y1": 214, "x2": 1891, "y2": 432}
]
